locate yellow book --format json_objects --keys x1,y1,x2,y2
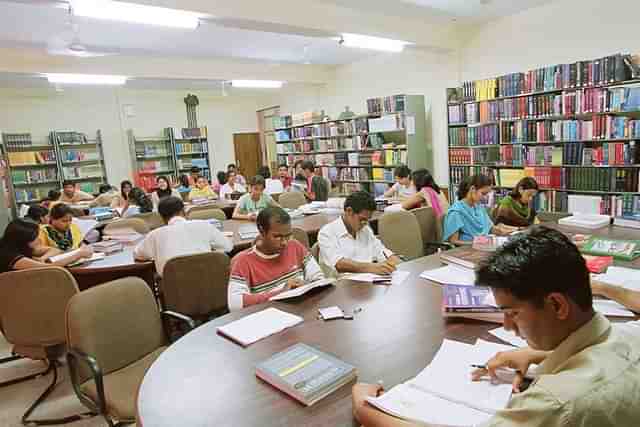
[
  {"x1": 385, "y1": 150, "x2": 394, "y2": 166},
  {"x1": 372, "y1": 169, "x2": 384, "y2": 180},
  {"x1": 499, "y1": 169, "x2": 526, "y2": 188},
  {"x1": 8, "y1": 152, "x2": 36, "y2": 166}
]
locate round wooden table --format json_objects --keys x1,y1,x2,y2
[{"x1": 136, "y1": 255, "x2": 497, "y2": 427}]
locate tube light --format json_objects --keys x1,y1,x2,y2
[
  {"x1": 45, "y1": 73, "x2": 128, "y2": 85},
  {"x1": 71, "y1": 0, "x2": 201, "y2": 29},
  {"x1": 340, "y1": 33, "x2": 410, "y2": 53},
  {"x1": 231, "y1": 80, "x2": 284, "y2": 89}
]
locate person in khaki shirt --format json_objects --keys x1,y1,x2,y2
[
  {"x1": 59, "y1": 180, "x2": 94, "y2": 203},
  {"x1": 352, "y1": 226, "x2": 640, "y2": 427}
]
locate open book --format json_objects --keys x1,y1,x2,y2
[
  {"x1": 49, "y1": 249, "x2": 105, "y2": 267},
  {"x1": 269, "y1": 278, "x2": 335, "y2": 301},
  {"x1": 366, "y1": 339, "x2": 515, "y2": 426}
]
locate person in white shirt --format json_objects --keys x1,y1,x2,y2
[
  {"x1": 219, "y1": 170, "x2": 247, "y2": 200},
  {"x1": 133, "y1": 196, "x2": 233, "y2": 276},
  {"x1": 318, "y1": 191, "x2": 401, "y2": 277},
  {"x1": 383, "y1": 165, "x2": 415, "y2": 199}
]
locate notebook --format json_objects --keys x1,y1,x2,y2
[
  {"x1": 237, "y1": 224, "x2": 260, "y2": 240},
  {"x1": 255, "y1": 343, "x2": 357, "y2": 406},
  {"x1": 217, "y1": 308, "x2": 303, "y2": 347},
  {"x1": 420, "y1": 264, "x2": 476, "y2": 287},
  {"x1": 366, "y1": 339, "x2": 514, "y2": 426},
  {"x1": 269, "y1": 278, "x2": 335, "y2": 301},
  {"x1": 344, "y1": 271, "x2": 410, "y2": 286}
]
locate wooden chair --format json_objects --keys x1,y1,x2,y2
[
  {"x1": 187, "y1": 208, "x2": 226, "y2": 221},
  {"x1": 103, "y1": 217, "x2": 149, "y2": 235},
  {"x1": 66, "y1": 277, "x2": 193, "y2": 427},
  {"x1": 378, "y1": 210, "x2": 424, "y2": 260},
  {"x1": 278, "y1": 192, "x2": 307, "y2": 209}
]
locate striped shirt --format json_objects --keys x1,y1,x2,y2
[{"x1": 228, "y1": 240, "x2": 324, "y2": 311}]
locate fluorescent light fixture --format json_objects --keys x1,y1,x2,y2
[
  {"x1": 44, "y1": 73, "x2": 127, "y2": 85},
  {"x1": 340, "y1": 33, "x2": 410, "y2": 53},
  {"x1": 231, "y1": 80, "x2": 284, "y2": 89},
  {"x1": 71, "y1": 0, "x2": 201, "y2": 29}
]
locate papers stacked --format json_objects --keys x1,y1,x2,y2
[{"x1": 420, "y1": 264, "x2": 476, "y2": 287}]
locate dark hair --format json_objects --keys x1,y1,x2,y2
[
  {"x1": 26, "y1": 205, "x2": 49, "y2": 223},
  {"x1": 179, "y1": 174, "x2": 190, "y2": 188},
  {"x1": 511, "y1": 177, "x2": 539, "y2": 200},
  {"x1": 344, "y1": 191, "x2": 376, "y2": 214},
  {"x1": 62, "y1": 180, "x2": 74, "y2": 188},
  {"x1": 394, "y1": 165, "x2": 411, "y2": 179},
  {"x1": 190, "y1": 166, "x2": 201, "y2": 175},
  {"x1": 477, "y1": 226, "x2": 592, "y2": 311},
  {"x1": 98, "y1": 184, "x2": 113, "y2": 194},
  {"x1": 227, "y1": 164, "x2": 237, "y2": 170},
  {"x1": 120, "y1": 180, "x2": 133, "y2": 200},
  {"x1": 257, "y1": 206, "x2": 291, "y2": 234},
  {"x1": 258, "y1": 166, "x2": 271, "y2": 179},
  {"x1": 47, "y1": 189, "x2": 61, "y2": 201},
  {"x1": 278, "y1": 163, "x2": 288, "y2": 170},
  {"x1": 412, "y1": 168, "x2": 440, "y2": 194},
  {"x1": 250, "y1": 175, "x2": 266, "y2": 188},
  {"x1": 216, "y1": 171, "x2": 227, "y2": 184},
  {"x1": 50, "y1": 203, "x2": 73, "y2": 220},
  {"x1": 158, "y1": 196, "x2": 184, "y2": 222},
  {"x1": 301, "y1": 160, "x2": 315, "y2": 172},
  {"x1": 457, "y1": 174, "x2": 492, "y2": 200},
  {"x1": 156, "y1": 176, "x2": 172, "y2": 198},
  {"x1": 129, "y1": 187, "x2": 153, "y2": 213},
  {"x1": 0, "y1": 219, "x2": 39, "y2": 258}
]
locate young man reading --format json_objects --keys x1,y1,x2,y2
[
  {"x1": 318, "y1": 191, "x2": 401, "y2": 277},
  {"x1": 134, "y1": 196, "x2": 233, "y2": 276},
  {"x1": 352, "y1": 226, "x2": 640, "y2": 427},
  {"x1": 227, "y1": 206, "x2": 324, "y2": 311}
]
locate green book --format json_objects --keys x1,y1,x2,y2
[{"x1": 581, "y1": 236, "x2": 640, "y2": 261}]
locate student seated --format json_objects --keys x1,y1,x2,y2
[
  {"x1": 227, "y1": 163, "x2": 247, "y2": 186},
  {"x1": 134, "y1": 196, "x2": 233, "y2": 276},
  {"x1": 212, "y1": 171, "x2": 226, "y2": 194},
  {"x1": 25, "y1": 204, "x2": 49, "y2": 225},
  {"x1": 89, "y1": 184, "x2": 118, "y2": 208},
  {"x1": 443, "y1": 174, "x2": 513, "y2": 245},
  {"x1": 111, "y1": 180, "x2": 133, "y2": 209},
  {"x1": 301, "y1": 160, "x2": 329, "y2": 202},
  {"x1": 152, "y1": 175, "x2": 180, "y2": 209},
  {"x1": 318, "y1": 191, "x2": 401, "y2": 276},
  {"x1": 189, "y1": 176, "x2": 217, "y2": 201},
  {"x1": 42, "y1": 189, "x2": 61, "y2": 209},
  {"x1": 219, "y1": 170, "x2": 246, "y2": 200},
  {"x1": 400, "y1": 168, "x2": 449, "y2": 216},
  {"x1": 188, "y1": 166, "x2": 201, "y2": 187},
  {"x1": 59, "y1": 180, "x2": 94, "y2": 203},
  {"x1": 177, "y1": 174, "x2": 192, "y2": 194},
  {"x1": 123, "y1": 187, "x2": 153, "y2": 217},
  {"x1": 353, "y1": 226, "x2": 640, "y2": 427},
  {"x1": 232, "y1": 176, "x2": 280, "y2": 221},
  {"x1": 227, "y1": 207, "x2": 324, "y2": 311},
  {"x1": 0, "y1": 219, "x2": 93, "y2": 273},
  {"x1": 258, "y1": 166, "x2": 284, "y2": 195},
  {"x1": 276, "y1": 164, "x2": 292, "y2": 192},
  {"x1": 383, "y1": 165, "x2": 415, "y2": 199},
  {"x1": 492, "y1": 177, "x2": 539, "y2": 227},
  {"x1": 39, "y1": 203, "x2": 83, "y2": 251}
]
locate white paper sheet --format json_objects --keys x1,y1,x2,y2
[
  {"x1": 318, "y1": 306, "x2": 344, "y2": 320},
  {"x1": 420, "y1": 264, "x2": 476, "y2": 286},
  {"x1": 216, "y1": 308, "x2": 303, "y2": 346},
  {"x1": 489, "y1": 327, "x2": 528, "y2": 348},
  {"x1": 345, "y1": 270, "x2": 410, "y2": 286},
  {"x1": 594, "y1": 299, "x2": 635, "y2": 317},
  {"x1": 593, "y1": 266, "x2": 640, "y2": 292}
]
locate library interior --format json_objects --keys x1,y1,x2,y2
[{"x1": 2, "y1": 0, "x2": 640, "y2": 426}]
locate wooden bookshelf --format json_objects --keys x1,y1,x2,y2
[
  {"x1": 275, "y1": 94, "x2": 429, "y2": 196},
  {"x1": 168, "y1": 126, "x2": 210, "y2": 182},
  {"x1": 52, "y1": 130, "x2": 108, "y2": 195},
  {"x1": 447, "y1": 53, "x2": 640, "y2": 216}
]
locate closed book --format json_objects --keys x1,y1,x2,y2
[
  {"x1": 581, "y1": 236, "x2": 640, "y2": 261},
  {"x1": 255, "y1": 343, "x2": 357, "y2": 406},
  {"x1": 439, "y1": 247, "x2": 490, "y2": 270}
]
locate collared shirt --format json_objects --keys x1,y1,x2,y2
[
  {"x1": 59, "y1": 190, "x2": 94, "y2": 203},
  {"x1": 318, "y1": 216, "x2": 393, "y2": 276},
  {"x1": 188, "y1": 186, "x2": 217, "y2": 201},
  {"x1": 389, "y1": 182, "x2": 416, "y2": 198},
  {"x1": 236, "y1": 193, "x2": 274, "y2": 214},
  {"x1": 219, "y1": 182, "x2": 246, "y2": 200},
  {"x1": 483, "y1": 313, "x2": 640, "y2": 427},
  {"x1": 133, "y1": 216, "x2": 233, "y2": 276}
]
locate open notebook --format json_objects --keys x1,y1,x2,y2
[
  {"x1": 269, "y1": 278, "x2": 335, "y2": 301},
  {"x1": 367, "y1": 339, "x2": 515, "y2": 426}
]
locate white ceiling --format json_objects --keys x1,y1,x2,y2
[{"x1": 401, "y1": 0, "x2": 556, "y2": 20}]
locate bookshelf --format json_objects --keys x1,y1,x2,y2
[
  {"x1": 168, "y1": 126, "x2": 210, "y2": 182},
  {"x1": 447, "y1": 52, "x2": 640, "y2": 216},
  {"x1": 274, "y1": 94, "x2": 430, "y2": 196},
  {"x1": 128, "y1": 129, "x2": 177, "y2": 192},
  {"x1": 52, "y1": 130, "x2": 108, "y2": 195}
]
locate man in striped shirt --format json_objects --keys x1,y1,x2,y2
[{"x1": 228, "y1": 206, "x2": 324, "y2": 311}]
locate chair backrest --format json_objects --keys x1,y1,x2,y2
[
  {"x1": 411, "y1": 207, "x2": 440, "y2": 244},
  {"x1": 278, "y1": 192, "x2": 307, "y2": 209},
  {"x1": 104, "y1": 217, "x2": 149, "y2": 235},
  {"x1": 291, "y1": 227, "x2": 310, "y2": 250},
  {"x1": 130, "y1": 212, "x2": 165, "y2": 230},
  {"x1": 66, "y1": 277, "x2": 165, "y2": 383},
  {"x1": 0, "y1": 267, "x2": 79, "y2": 350},
  {"x1": 265, "y1": 179, "x2": 284, "y2": 195},
  {"x1": 378, "y1": 210, "x2": 424, "y2": 260},
  {"x1": 310, "y1": 242, "x2": 320, "y2": 262},
  {"x1": 187, "y1": 208, "x2": 226, "y2": 221},
  {"x1": 161, "y1": 251, "x2": 231, "y2": 317}
]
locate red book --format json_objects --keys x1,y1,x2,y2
[{"x1": 583, "y1": 255, "x2": 613, "y2": 273}]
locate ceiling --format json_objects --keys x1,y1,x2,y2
[{"x1": 400, "y1": 0, "x2": 557, "y2": 20}]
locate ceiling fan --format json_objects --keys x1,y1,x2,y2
[{"x1": 47, "y1": 4, "x2": 118, "y2": 58}]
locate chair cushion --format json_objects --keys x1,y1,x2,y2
[{"x1": 80, "y1": 347, "x2": 166, "y2": 421}]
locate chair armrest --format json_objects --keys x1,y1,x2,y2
[
  {"x1": 66, "y1": 347, "x2": 107, "y2": 414},
  {"x1": 425, "y1": 241, "x2": 455, "y2": 251},
  {"x1": 161, "y1": 310, "x2": 196, "y2": 331}
]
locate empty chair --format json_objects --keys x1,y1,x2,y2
[
  {"x1": 160, "y1": 251, "x2": 231, "y2": 321},
  {"x1": 130, "y1": 212, "x2": 165, "y2": 230},
  {"x1": 378, "y1": 210, "x2": 424, "y2": 260},
  {"x1": 104, "y1": 217, "x2": 149, "y2": 235},
  {"x1": 187, "y1": 208, "x2": 226, "y2": 221},
  {"x1": 278, "y1": 192, "x2": 307, "y2": 210},
  {"x1": 411, "y1": 207, "x2": 453, "y2": 254},
  {"x1": 66, "y1": 277, "x2": 193, "y2": 427},
  {"x1": 0, "y1": 267, "x2": 91, "y2": 425},
  {"x1": 265, "y1": 178, "x2": 284, "y2": 195},
  {"x1": 291, "y1": 227, "x2": 310, "y2": 250}
]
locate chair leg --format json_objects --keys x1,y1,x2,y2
[{"x1": 21, "y1": 361, "x2": 96, "y2": 426}]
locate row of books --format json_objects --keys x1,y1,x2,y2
[
  {"x1": 62, "y1": 165, "x2": 102, "y2": 180},
  {"x1": 284, "y1": 119, "x2": 370, "y2": 139},
  {"x1": 447, "y1": 124, "x2": 499, "y2": 146},
  {"x1": 562, "y1": 87, "x2": 640, "y2": 115},
  {"x1": 54, "y1": 131, "x2": 88, "y2": 145},
  {"x1": 171, "y1": 127, "x2": 208, "y2": 139},
  {"x1": 14, "y1": 187, "x2": 57, "y2": 203},
  {"x1": 276, "y1": 136, "x2": 369, "y2": 154},
  {"x1": 366, "y1": 95, "x2": 406, "y2": 115},
  {"x1": 175, "y1": 141, "x2": 208, "y2": 154},
  {"x1": 7, "y1": 151, "x2": 56, "y2": 166},
  {"x1": 2, "y1": 132, "x2": 33, "y2": 147},
  {"x1": 138, "y1": 160, "x2": 172, "y2": 172},
  {"x1": 368, "y1": 113, "x2": 406, "y2": 133},
  {"x1": 563, "y1": 142, "x2": 639, "y2": 166},
  {"x1": 500, "y1": 117, "x2": 640, "y2": 143},
  {"x1": 136, "y1": 145, "x2": 170, "y2": 157},
  {"x1": 525, "y1": 166, "x2": 640, "y2": 192},
  {"x1": 11, "y1": 169, "x2": 58, "y2": 184},
  {"x1": 272, "y1": 115, "x2": 292, "y2": 129},
  {"x1": 456, "y1": 53, "x2": 636, "y2": 102},
  {"x1": 61, "y1": 150, "x2": 98, "y2": 162}
]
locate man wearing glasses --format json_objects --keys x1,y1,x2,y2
[{"x1": 227, "y1": 206, "x2": 325, "y2": 311}]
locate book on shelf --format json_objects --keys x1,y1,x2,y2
[
  {"x1": 255, "y1": 343, "x2": 357, "y2": 406},
  {"x1": 2, "y1": 132, "x2": 33, "y2": 148}
]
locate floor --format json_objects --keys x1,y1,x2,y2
[{"x1": 0, "y1": 334, "x2": 121, "y2": 427}]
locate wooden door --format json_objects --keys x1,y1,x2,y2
[{"x1": 233, "y1": 132, "x2": 262, "y2": 180}]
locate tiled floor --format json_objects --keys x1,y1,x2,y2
[{"x1": 0, "y1": 334, "x2": 123, "y2": 427}]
